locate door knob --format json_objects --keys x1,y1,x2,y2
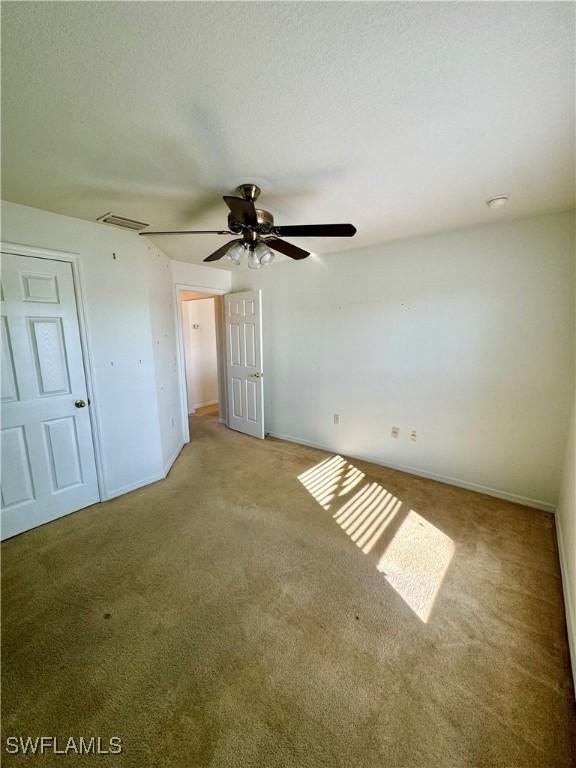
[
  {"x1": 75, "y1": 399, "x2": 87, "y2": 408},
  {"x1": 251, "y1": 372, "x2": 263, "y2": 379}
]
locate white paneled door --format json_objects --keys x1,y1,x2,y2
[
  {"x1": 225, "y1": 290, "x2": 264, "y2": 439},
  {"x1": 1, "y1": 253, "x2": 99, "y2": 539}
]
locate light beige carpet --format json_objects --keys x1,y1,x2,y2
[{"x1": 2, "y1": 414, "x2": 575, "y2": 767}]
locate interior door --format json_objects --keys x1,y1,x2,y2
[
  {"x1": 1, "y1": 253, "x2": 99, "y2": 539},
  {"x1": 225, "y1": 290, "x2": 264, "y2": 439}
]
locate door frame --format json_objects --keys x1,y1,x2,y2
[
  {"x1": 173, "y1": 282, "x2": 228, "y2": 444},
  {"x1": 0, "y1": 240, "x2": 105, "y2": 501}
]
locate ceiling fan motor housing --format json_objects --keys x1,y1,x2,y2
[{"x1": 227, "y1": 208, "x2": 275, "y2": 236}]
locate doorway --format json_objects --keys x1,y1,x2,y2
[
  {"x1": 178, "y1": 290, "x2": 224, "y2": 435},
  {"x1": 174, "y1": 285, "x2": 265, "y2": 443}
]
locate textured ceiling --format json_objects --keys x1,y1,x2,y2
[{"x1": 1, "y1": 2, "x2": 574, "y2": 266}]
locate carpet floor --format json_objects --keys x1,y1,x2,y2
[{"x1": 2, "y1": 414, "x2": 575, "y2": 767}]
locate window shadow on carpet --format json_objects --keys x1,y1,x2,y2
[{"x1": 298, "y1": 455, "x2": 454, "y2": 623}]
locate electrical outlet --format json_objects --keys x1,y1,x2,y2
[
  {"x1": 391, "y1": 426, "x2": 400, "y2": 438},
  {"x1": 333, "y1": 414, "x2": 340, "y2": 425},
  {"x1": 410, "y1": 430, "x2": 417, "y2": 441}
]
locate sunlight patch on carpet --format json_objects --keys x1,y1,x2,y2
[
  {"x1": 298, "y1": 456, "x2": 454, "y2": 623},
  {"x1": 376, "y1": 509, "x2": 454, "y2": 622}
]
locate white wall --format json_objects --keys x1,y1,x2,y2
[
  {"x1": 557, "y1": 221, "x2": 576, "y2": 689},
  {"x1": 0, "y1": 200, "x2": 183, "y2": 497},
  {"x1": 181, "y1": 298, "x2": 218, "y2": 411},
  {"x1": 558, "y1": 398, "x2": 575, "y2": 688},
  {"x1": 233, "y1": 211, "x2": 575, "y2": 510},
  {"x1": 171, "y1": 260, "x2": 231, "y2": 292}
]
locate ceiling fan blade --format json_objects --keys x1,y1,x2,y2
[
  {"x1": 223, "y1": 196, "x2": 257, "y2": 226},
  {"x1": 266, "y1": 237, "x2": 310, "y2": 260},
  {"x1": 139, "y1": 229, "x2": 231, "y2": 236},
  {"x1": 203, "y1": 239, "x2": 242, "y2": 263},
  {"x1": 274, "y1": 224, "x2": 357, "y2": 238}
]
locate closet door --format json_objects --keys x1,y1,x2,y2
[{"x1": 1, "y1": 253, "x2": 99, "y2": 539}]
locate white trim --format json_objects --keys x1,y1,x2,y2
[
  {"x1": 103, "y1": 473, "x2": 165, "y2": 501},
  {"x1": 0, "y1": 240, "x2": 106, "y2": 501},
  {"x1": 104, "y1": 443, "x2": 184, "y2": 500},
  {"x1": 173, "y1": 283, "x2": 227, "y2": 445},
  {"x1": 556, "y1": 515, "x2": 576, "y2": 692},
  {"x1": 1, "y1": 241, "x2": 79, "y2": 261},
  {"x1": 214, "y1": 294, "x2": 228, "y2": 427},
  {"x1": 266, "y1": 430, "x2": 556, "y2": 513}
]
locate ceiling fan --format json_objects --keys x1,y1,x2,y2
[{"x1": 139, "y1": 184, "x2": 357, "y2": 268}]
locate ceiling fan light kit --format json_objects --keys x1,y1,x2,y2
[
  {"x1": 139, "y1": 184, "x2": 357, "y2": 267},
  {"x1": 224, "y1": 239, "x2": 275, "y2": 269},
  {"x1": 247, "y1": 247, "x2": 264, "y2": 270},
  {"x1": 226, "y1": 242, "x2": 245, "y2": 265}
]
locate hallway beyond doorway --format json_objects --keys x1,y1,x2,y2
[{"x1": 193, "y1": 403, "x2": 219, "y2": 418}]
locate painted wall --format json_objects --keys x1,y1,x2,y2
[
  {"x1": 0, "y1": 200, "x2": 182, "y2": 497},
  {"x1": 558, "y1": 397, "x2": 575, "y2": 688},
  {"x1": 233, "y1": 211, "x2": 575, "y2": 510},
  {"x1": 557, "y1": 222, "x2": 576, "y2": 688},
  {"x1": 171, "y1": 259, "x2": 231, "y2": 292},
  {"x1": 181, "y1": 298, "x2": 218, "y2": 411}
]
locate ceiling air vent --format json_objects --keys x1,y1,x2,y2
[{"x1": 96, "y1": 213, "x2": 149, "y2": 231}]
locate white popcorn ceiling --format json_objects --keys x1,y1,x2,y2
[{"x1": 1, "y1": 1, "x2": 573, "y2": 266}]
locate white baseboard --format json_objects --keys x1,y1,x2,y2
[
  {"x1": 556, "y1": 515, "x2": 576, "y2": 693},
  {"x1": 103, "y1": 443, "x2": 184, "y2": 500},
  {"x1": 163, "y1": 442, "x2": 184, "y2": 476},
  {"x1": 266, "y1": 430, "x2": 556, "y2": 513},
  {"x1": 103, "y1": 472, "x2": 165, "y2": 501}
]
